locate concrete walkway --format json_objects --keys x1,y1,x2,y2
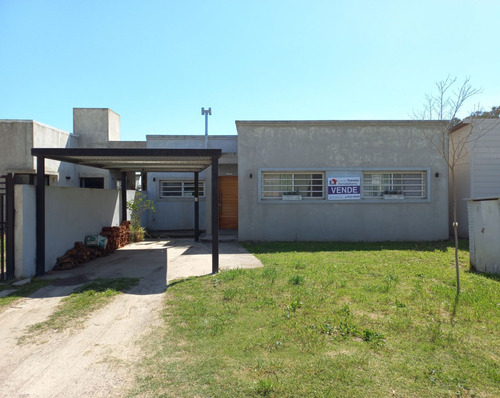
[{"x1": 43, "y1": 238, "x2": 262, "y2": 289}]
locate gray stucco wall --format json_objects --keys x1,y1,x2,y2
[
  {"x1": 450, "y1": 125, "x2": 472, "y2": 238},
  {"x1": 236, "y1": 121, "x2": 449, "y2": 241},
  {"x1": 145, "y1": 135, "x2": 237, "y2": 232},
  {"x1": 0, "y1": 120, "x2": 76, "y2": 178},
  {"x1": 147, "y1": 171, "x2": 207, "y2": 231},
  {"x1": 0, "y1": 121, "x2": 34, "y2": 174},
  {"x1": 73, "y1": 108, "x2": 120, "y2": 147}
]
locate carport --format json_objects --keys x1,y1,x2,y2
[{"x1": 31, "y1": 148, "x2": 222, "y2": 277}]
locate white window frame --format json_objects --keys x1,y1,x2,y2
[
  {"x1": 159, "y1": 180, "x2": 205, "y2": 199},
  {"x1": 260, "y1": 171, "x2": 325, "y2": 200},
  {"x1": 362, "y1": 171, "x2": 427, "y2": 199}
]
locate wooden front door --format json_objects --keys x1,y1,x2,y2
[{"x1": 219, "y1": 176, "x2": 238, "y2": 229}]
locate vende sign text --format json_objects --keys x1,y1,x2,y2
[{"x1": 327, "y1": 177, "x2": 361, "y2": 200}]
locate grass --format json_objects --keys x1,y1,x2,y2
[
  {"x1": 130, "y1": 240, "x2": 499, "y2": 398},
  {"x1": 0, "y1": 279, "x2": 53, "y2": 308},
  {"x1": 24, "y1": 278, "x2": 139, "y2": 337}
]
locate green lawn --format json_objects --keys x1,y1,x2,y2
[{"x1": 131, "y1": 241, "x2": 499, "y2": 398}]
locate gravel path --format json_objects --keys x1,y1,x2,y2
[
  {"x1": 0, "y1": 239, "x2": 261, "y2": 397},
  {"x1": 0, "y1": 243, "x2": 167, "y2": 398}
]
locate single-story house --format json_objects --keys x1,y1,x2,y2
[{"x1": 1, "y1": 108, "x2": 452, "y2": 277}]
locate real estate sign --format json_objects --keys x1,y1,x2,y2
[{"x1": 327, "y1": 176, "x2": 361, "y2": 200}]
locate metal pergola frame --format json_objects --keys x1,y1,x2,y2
[{"x1": 31, "y1": 148, "x2": 222, "y2": 277}]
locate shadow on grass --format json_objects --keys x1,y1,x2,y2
[
  {"x1": 167, "y1": 273, "x2": 214, "y2": 289},
  {"x1": 242, "y1": 240, "x2": 469, "y2": 254},
  {"x1": 465, "y1": 268, "x2": 500, "y2": 283}
]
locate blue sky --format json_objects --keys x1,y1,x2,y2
[{"x1": 1, "y1": 0, "x2": 499, "y2": 140}]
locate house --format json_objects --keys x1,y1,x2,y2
[
  {"x1": 1, "y1": 109, "x2": 452, "y2": 278},
  {"x1": 143, "y1": 120, "x2": 449, "y2": 242},
  {"x1": 450, "y1": 118, "x2": 500, "y2": 237},
  {"x1": 145, "y1": 134, "x2": 237, "y2": 232},
  {"x1": 0, "y1": 108, "x2": 143, "y2": 190},
  {"x1": 236, "y1": 120, "x2": 449, "y2": 241}
]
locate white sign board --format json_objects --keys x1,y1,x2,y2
[{"x1": 327, "y1": 177, "x2": 361, "y2": 200}]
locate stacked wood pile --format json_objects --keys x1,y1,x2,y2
[
  {"x1": 54, "y1": 222, "x2": 130, "y2": 270},
  {"x1": 100, "y1": 221, "x2": 130, "y2": 251},
  {"x1": 54, "y1": 243, "x2": 107, "y2": 270}
]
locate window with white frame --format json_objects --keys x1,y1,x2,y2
[
  {"x1": 159, "y1": 180, "x2": 205, "y2": 198},
  {"x1": 362, "y1": 171, "x2": 427, "y2": 199},
  {"x1": 261, "y1": 172, "x2": 324, "y2": 199}
]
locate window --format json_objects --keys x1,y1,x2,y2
[
  {"x1": 159, "y1": 180, "x2": 205, "y2": 198},
  {"x1": 261, "y1": 172, "x2": 324, "y2": 199},
  {"x1": 80, "y1": 177, "x2": 104, "y2": 189},
  {"x1": 362, "y1": 171, "x2": 426, "y2": 199},
  {"x1": 13, "y1": 173, "x2": 49, "y2": 186}
]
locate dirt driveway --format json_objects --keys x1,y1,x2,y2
[{"x1": 0, "y1": 239, "x2": 261, "y2": 398}]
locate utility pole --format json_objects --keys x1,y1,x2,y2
[{"x1": 201, "y1": 107, "x2": 211, "y2": 148}]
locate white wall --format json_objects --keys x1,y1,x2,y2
[
  {"x1": 14, "y1": 185, "x2": 36, "y2": 278},
  {"x1": 14, "y1": 186, "x2": 136, "y2": 277},
  {"x1": 468, "y1": 198, "x2": 500, "y2": 274},
  {"x1": 453, "y1": 119, "x2": 500, "y2": 237},
  {"x1": 470, "y1": 119, "x2": 500, "y2": 198}
]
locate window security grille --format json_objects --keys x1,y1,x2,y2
[
  {"x1": 261, "y1": 172, "x2": 324, "y2": 199},
  {"x1": 160, "y1": 181, "x2": 205, "y2": 198},
  {"x1": 362, "y1": 172, "x2": 426, "y2": 198}
]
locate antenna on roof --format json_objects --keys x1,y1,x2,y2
[{"x1": 201, "y1": 107, "x2": 212, "y2": 148}]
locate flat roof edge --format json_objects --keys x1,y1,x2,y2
[
  {"x1": 31, "y1": 147, "x2": 221, "y2": 156},
  {"x1": 235, "y1": 120, "x2": 447, "y2": 127},
  {"x1": 146, "y1": 134, "x2": 237, "y2": 139}
]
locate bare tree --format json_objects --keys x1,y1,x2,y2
[{"x1": 414, "y1": 76, "x2": 483, "y2": 295}]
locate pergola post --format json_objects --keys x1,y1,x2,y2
[
  {"x1": 121, "y1": 171, "x2": 127, "y2": 223},
  {"x1": 194, "y1": 171, "x2": 200, "y2": 242},
  {"x1": 5, "y1": 173, "x2": 15, "y2": 279},
  {"x1": 211, "y1": 157, "x2": 219, "y2": 273},
  {"x1": 36, "y1": 156, "x2": 45, "y2": 276}
]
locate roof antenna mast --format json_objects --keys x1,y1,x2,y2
[{"x1": 201, "y1": 107, "x2": 212, "y2": 148}]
